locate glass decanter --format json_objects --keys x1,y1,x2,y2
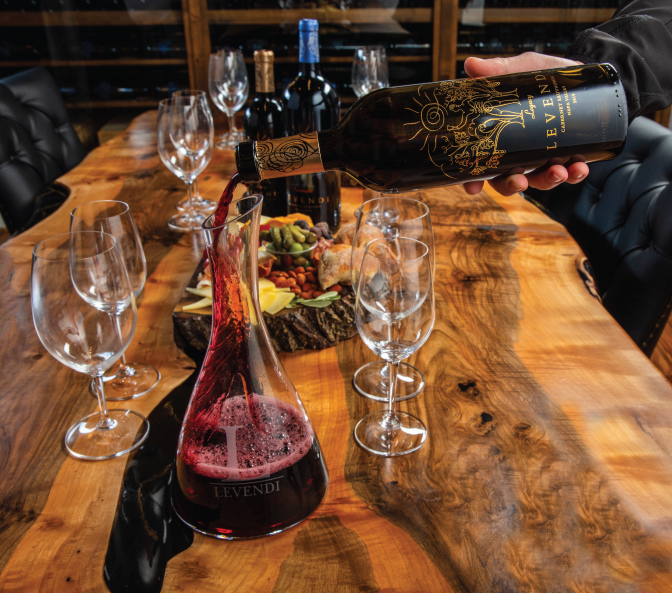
[{"x1": 172, "y1": 193, "x2": 328, "y2": 539}]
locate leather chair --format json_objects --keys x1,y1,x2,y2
[
  {"x1": 528, "y1": 116, "x2": 672, "y2": 355},
  {"x1": 0, "y1": 67, "x2": 87, "y2": 235}
]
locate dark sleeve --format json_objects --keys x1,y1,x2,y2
[{"x1": 565, "y1": 0, "x2": 672, "y2": 122}]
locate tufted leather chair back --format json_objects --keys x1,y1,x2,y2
[
  {"x1": 529, "y1": 116, "x2": 672, "y2": 355},
  {"x1": 0, "y1": 67, "x2": 86, "y2": 235}
]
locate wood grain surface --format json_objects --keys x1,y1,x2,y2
[{"x1": 2, "y1": 111, "x2": 672, "y2": 592}]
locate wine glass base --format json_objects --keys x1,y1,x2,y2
[
  {"x1": 215, "y1": 139, "x2": 237, "y2": 150},
  {"x1": 65, "y1": 409, "x2": 149, "y2": 460},
  {"x1": 354, "y1": 411, "x2": 427, "y2": 457},
  {"x1": 353, "y1": 361, "x2": 425, "y2": 402},
  {"x1": 168, "y1": 212, "x2": 206, "y2": 231},
  {"x1": 177, "y1": 198, "x2": 218, "y2": 214},
  {"x1": 93, "y1": 362, "x2": 161, "y2": 401}
]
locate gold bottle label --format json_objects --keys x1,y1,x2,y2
[
  {"x1": 254, "y1": 49, "x2": 275, "y2": 94},
  {"x1": 254, "y1": 133, "x2": 325, "y2": 180},
  {"x1": 406, "y1": 65, "x2": 620, "y2": 180}
]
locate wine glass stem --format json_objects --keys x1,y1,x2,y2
[
  {"x1": 93, "y1": 376, "x2": 116, "y2": 430},
  {"x1": 113, "y1": 314, "x2": 136, "y2": 378},
  {"x1": 381, "y1": 361, "x2": 400, "y2": 430},
  {"x1": 185, "y1": 175, "x2": 198, "y2": 219},
  {"x1": 225, "y1": 112, "x2": 234, "y2": 142}
]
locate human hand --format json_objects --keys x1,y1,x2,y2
[{"x1": 461, "y1": 52, "x2": 590, "y2": 196}]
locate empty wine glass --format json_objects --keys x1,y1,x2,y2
[
  {"x1": 157, "y1": 93, "x2": 214, "y2": 231},
  {"x1": 70, "y1": 200, "x2": 161, "y2": 401},
  {"x1": 31, "y1": 231, "x2": 149, "y2": 460},
  {"x1": 351, "y1": 196, "x2": 435, "y2": 402},
  {"x1": 353, "y1": 237, "x2": 435, "y2": 456},
  {"x1": 208, "y1": 48, "x2": 249, "y2": 149},
  {"x1": 351, "y1": 46, "x2": 389, "y2": 99}
]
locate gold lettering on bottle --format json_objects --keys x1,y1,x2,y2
[
  {"x1": 542, "y1": 98, "x2": 554, "y2": 108},
  {"x1": 406, "y1": 78, "x2": 525, "y2": 179},
  {"x1": 547, "y1": 128, "x2": 557, "y2": 137},
  {"x1": 545, "y1": 113, "x2": 556, "y2": 124}
]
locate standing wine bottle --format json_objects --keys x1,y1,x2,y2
[
  {"x1": 282, "y1": 18, "x2": 341, "y2": 229},
  {"x1": 242, "y1": 49, "x2": 287, "y2": 218},
  {"x1": 236, "y1": 63, "x2": 628, "y2": 194}
]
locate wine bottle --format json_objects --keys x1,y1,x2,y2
[
  {"x1": 236, "y1": 63, "x2": 628, "y2": 194},
  {"x1": 242, "y1": 49, "x2": 287, "y2": 218},
  {"x1": 282, "y1": 18, "x2": 341, "y2": 229}
]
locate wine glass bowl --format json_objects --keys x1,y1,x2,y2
[
  {"x1": 157, "y1": 94, "x2": 214, "y2": 231},
  {"x1": 208, "y1": 48, "x2": 249, "y2": 149},
  {"x1": 31, "y1": 232, "x2": 149, "y2": 460},
  {"x1": 351, "y1": 45, "x2": 389, "y2": 99},
  {"x1": 353, "y1": 237, "x2": 434, "y2": 457},
  {"x1": 351, "y1": 196, "x2": 435, "y2": 402},
  {"x1": 70, "y1": 200, "x2": 161, "y2": 401}
]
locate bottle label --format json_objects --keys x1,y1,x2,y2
[
  {"x1": 254, "y1": 133, "x2": 325, "y2": 179},
  {"x1": 299, "y1": 29, "x2": 320, "y2": 64},
  {"x1": 406, "y1": 65, "x2": 622, "y2": 181}
]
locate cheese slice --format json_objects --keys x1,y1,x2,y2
[{"x1": 265, "y1": 291, "x2": 295, "y2": 315}]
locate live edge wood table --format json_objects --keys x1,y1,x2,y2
[{"x1": 3, "y1": 112, "x2": 672, "y2": 593}]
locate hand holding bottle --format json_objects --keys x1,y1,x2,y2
[{"x1": 461, "y1": 52, "x2": 590, "y2": 196}]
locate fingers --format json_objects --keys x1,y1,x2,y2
[
  {"x1": 462, "y1": 180, "x2": 485, "y2": 195},
  {"x1": 464, "y1": 53, "x2": 582, "y2": 79},
  {"x1": 486, "y1": 173, "x2": 529, "y2": 196}
]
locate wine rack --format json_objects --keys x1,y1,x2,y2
[
  {"x1": 0, "y1": 2, "x2": 189, "y2": 109},
  {"x1": 0, "y1": 0, "x2": 656, "y2": 120}
]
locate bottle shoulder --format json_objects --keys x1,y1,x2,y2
[{"x1": 283, "y1": 74, "x2": 340, "y2": 101}]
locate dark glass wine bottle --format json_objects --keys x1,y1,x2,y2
[
  {"x1": 236, "y1": 63, "x2": 628, "y2": 194},
  {"x1": 282, "y1": 18, "x2": 341, "y2": 229},
  {"x1": 242, "y1": 49, "x2": 287, "y2": 218}
]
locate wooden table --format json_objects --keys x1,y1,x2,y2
[{"x1": 3, "y1": 111, "x2": 672, "y2": 593}]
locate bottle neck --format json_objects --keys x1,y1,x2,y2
[
  {"x1": 236, "y1": 132, "x2": 329, "y2": 183},
  {"x1": 300, "y1": 62, "x2": 320, "y2": 77},
  {"x1": 255, "y1": 60, "x2": 275, "y2": 94},
  {"x1": 299, "y1": 28, "x2": 320, "y2": 65}
]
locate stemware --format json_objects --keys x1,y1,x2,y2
[
  {"x1": 353, "y1": 237, "x2": 435, "y2": 456},
  {"x1": 157, "y1": 93, "x2": 214, "y2": 231},
  {"x1": 70, "y1": 200, "x2": 161, "y2": 401},
  {"x1": 31, "y1": 231, "x2": 149, "y2": 460},
  {"x1": 208, "y1": 48, "x2": 249, "y2": 149},
  {"x1": 351, "y1": 196, "x2": 435, "y2": 402},
  {"x1": 351, "y1": 46, "x2": 389, "y2": 99}
]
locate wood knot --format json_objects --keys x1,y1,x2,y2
[
  {"x1": 458, "y1": 380, "x2": 480, "y2": 397},
  {"x1": 513, "y1": 422, "x2": 531, "y2": 436},
  {"x1": 39, "y1": 517, "x2": 64, "y2": 530},
  {"x1": 454, "y1": 271, "x2": 481, "y2": 284},
  {"x1": 471, "y1": 411, "x2": 496, "y2": 435}
]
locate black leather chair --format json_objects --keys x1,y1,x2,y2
[
  {"x1": 528, "y1": 116, "x2": 672, "y2": 355},
  {"x1": 0, "y1": 67, "x2": 87, "y2": 235}
]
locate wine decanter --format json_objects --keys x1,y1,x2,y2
[{"x1": 172, "y1": 193, "x2": 328, "y2": 539}]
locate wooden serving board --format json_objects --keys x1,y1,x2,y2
[{"x1": 172, "y1": 261, "x2": 357, "y2": 353}]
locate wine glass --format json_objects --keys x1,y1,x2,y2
[
  {"x1": 31, "y1": 231, "x2": 150, "y2": 460},
  {"x1": 351, "y1": 46, "x2": 389, "y2": 99},
  {"x1": 208, "y1": 48, "x2": 249, "y2": 149},
  {"x1": 353, "y1": 237, "x2": 435, "y2": 456},
  {"x1": 351, "y1": 196, "x2": 435, "y2": 402},
  {"x1": 70, "y1": 200, "x2": 161, "y2": 401},
  {"x1": 157, "y1": 93, "x2": 214, "y2": 231}
]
